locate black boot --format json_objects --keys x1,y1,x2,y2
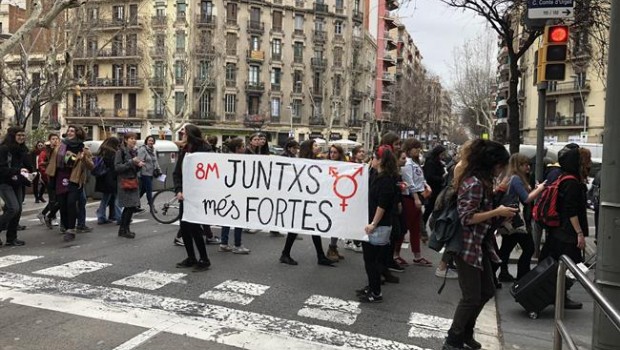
[
  {"x1": 564, "y1": 293, "x2": 583, "y2": 310},
  {"x1": 118, "y1": 226, "x2": 135, "y2": 239},
  {"x1": 382, "y1": 270, "x2": 400, "y2": 284}
]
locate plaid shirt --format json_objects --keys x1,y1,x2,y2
[{"x1": 457, "y1": 176, "x2": 501, "y2": 269}]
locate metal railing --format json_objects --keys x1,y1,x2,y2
[{"x1": 553, "y1": 255, "x2": 620, "y2": 350}]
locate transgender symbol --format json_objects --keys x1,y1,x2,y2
[{"x1": 328, "y1": 166, "x2": 364, "y2": 212}]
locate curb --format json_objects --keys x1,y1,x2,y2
[
  {"x1": 476, "y1": 296, "x2": 502, "y2": 349},
  {"x1": 21, "y1": 201, "x2": 101, "y2": 217}
]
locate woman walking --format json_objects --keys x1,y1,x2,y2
[
  {"x1": 37, "y1": 133, "x2": 60, "y2": 229},
  {"x1": 422, "y1": 145, "x2": 446, "y2": 225},
  {"x1": 138, "y1": 135, "x2": 162, "y2": 213},
  {"x1": 442, "y1": 140, "x2": 517, "y2": 350},
  {"x1": 95, "y1": 137, "x2": 122, "y2": 225},
  {"x1": 115, "y1": 133, "x2": 143, "y2": 239},
  {"x1": 279, "y1": 139, "x2": 334, "y2": 267},
  {"x1": 326, "y1": 144, "x2": 346, "y2": 261},
  {"x1": 30, "y1": 140, "x2": 47, "y2": 203},
  {"x1": 174, "y1": 124, "x2": 212, "y2": 271},
  {"x1": 357, "y1": 145, "x2": 398, "y2": 303},
  {"x1": 0, "y1": 127, "x2": 33, "y2": 246}
]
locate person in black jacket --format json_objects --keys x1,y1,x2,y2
[
  {"x1": 95, "y1": 137, "x2": 121, "y2": 225},
  {"x1": 422, "y1": 145, "x2": 446, "y2": 226},
  {"x1": 0, "y1": 126, "x2": 34, "y2": 246},
  {"x1": 174, "y1": 124, "x2": 213, "y2": 271}
]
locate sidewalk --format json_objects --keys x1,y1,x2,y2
[{"x1": 19, "y1": 195, "x2": 100, "y2": 217}]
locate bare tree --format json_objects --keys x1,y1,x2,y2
[
  {"x1": 450, "y1": 30, "x2": 495, "y2": 139},
  {"x1": 391, "y1": 65, "x2": 434, "y2": 135},
  {"x1": 441, "y1": 0, "x2": 610, "y2": 153}
]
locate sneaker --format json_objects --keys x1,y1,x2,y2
[
  {"x1": 37, "y1": 213, "x2": 46, "y2": 225},
  {"x1": 412, "y1": 257, "x2": 433, "y2": 267},
  {"x1": 44, "y1": 216, "x2": 53, "y2": 229},
  {"x1": 435, "y1": 267, "x2": 459, "y2": 279},
  {"x1": 352, "y1": 244, "x2": 363, "y2": 253},
  {"x1": 135, "y1": 207, "x2": 147, "y2": 215},
  {"x1": 279, "y1": 255, "x2": 298, "y2": 265},
  {"x1": 76, "y1": 226, "x2": 92, "y2": 233},
  {"x1": 442, "y1": 342, "x2": 465, "y2": 350},
  {"x1": 193, "y1": 259, "x2": 211, "y2": 271},
  {"x1": 355, "y1": 286, "x2": 370, "y2": 297},
  {"x1": 326, "y1": 247, "x2": 340, "y2": 262},
  {"x1": 394, "y1": 256, "x2": 409, "y2": 266},
  {"x1": 63, "y1": 230, "x2": 76, "y2": 242},
  {"x1": 5, "y1": 239, "x2": 25, "y2": 246},
  {"x1": 498, "y1": 272, "x2": 515, "y2": 282},
  {"x1": 176, "y1": 258, "x2": 197, "y2": 268},
  {"x1": 232, "y1": 246, "x2": 250, "y2": 254},
  {"x1": 218, "y1": 244, "x2": 232, "y2": 252},
  {"x1": 173, "y1": 237, "x2": 185, "y2": 246},
  {"x1": 344, "y1": 241, "x2": 357, "y2": 251},
  {"x1": 464, "y1": 338, "x2": 482, "y2": 350},
  {"x1": 206, "y1": 236, "x2": 221, "y2": 245},
  {"x1": 388, "y1": 263, "x2": 405, "y2": 273},
  {"x1": 359, "y1": 292, "x2": 383, "y2": 303}
]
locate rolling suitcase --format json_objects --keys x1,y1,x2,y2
[{"x1": 509, "y1": 257, "x2": 558, "y2": 319}]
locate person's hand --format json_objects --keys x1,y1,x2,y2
[
  {"x1": 500, "y1": 175, "x2": 511, "y2": 188},
  {"x1": 535, "y1": 180, "x2": 547, "y2": 191},
  {"x1": 77, "y1": 151, "x2": 84, "y2": 160},
  {"x1": 176, "y1": 192, "x2": 184, "y2": 201},
  {"x1": 365, "y1": 223, "x2": 376, "y2": 235},
  {"x1": 577, "y1": 234, "x2": 586, "y2": 249},
  {"x1": 496, "y1": 205, "x2": 519, "y2": 218}
]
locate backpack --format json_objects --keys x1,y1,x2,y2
[
  {"x1": 428, "y1": 185, "x2": 462, "y2": 255},
  {"x1": 532, "y1": 174, "x2": 577, "y2": 228},
  {"x1": 91, "y1": 156, "x2": 108, "y2": 177}
]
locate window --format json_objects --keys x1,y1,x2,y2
[
  {"x1": 272, "y1": 39, "x2": 281, "y2": 59},
  {"x1": 294, "y1": 14, "x2": 304, "y2": 31},
  {"x1": 226, "y1": 33, "x2": 237, "y2": 55},
  {"x1": 248, "y1": 96, "x2": 260, "y2": 115},
  {"x1": 155, "y1": 34, "x2": 165, "y2": 50},
  {"x1": 126, "y1": 34, "x2": 137, "y2": 54},
  {"x1": 112, "y1": 35, "x2": 123, "y2": 55},
  {"x1": 199, "y1": 92, "x2": 211, "y2": 116},
  {"x1": 272, "y1": 11, "x2": 283, "y2": 30},
  {"x1": 313, "y1": 72, "x2": 322, "y2": 93},
  {"x1": 271, "y1": 98, "x2": 281, "y2": 118},
  {"x1": 293, "y1": 42, "x2": 303, "y2": 63},
  {"x1": 335, "y1": 0, "x2": 344, "y2": 11},
  {"x1": 271, "y1": 68, "x2": 281, "y2": 85},
  {"x1": 292, "y1": 99, "x2": 302, "y2": 120},
  {"x1": 354, "y1": 0, "x2": 361, "y2": 12},
  {"x1": 153, "y1": 94, "x2": 164, "y2": 116},
  {"x1": 114, "y1": 94, "x2": 123, "y2": 112},
  {"x1": 112, "y1": 64, "x2": 123, "y2": 82},
  {"x1": 293, "y1": 70, "x2": 303, "y2": 92},
  {"x1": 335, "y1": 21, "x2": 343, "y2": 35},
  {"x1": 127, "y1": 65, "x2": 138, "y2": 84},
  {"x1": 573, "y1": 97, "x2": 585, "y2": 118},
  {"x1": 250, "y1": 36, "x2": 260, "y2": 51},
  {"x1": 153, "y1": 61, "x2": 165, "y2": 80},
  {"x1": 201, "y1": 1, "x2": 213, "y2": 17},
  {"x1": 248, "y1": 65, "x2": 260, "y2": 84},
  {"x1": 174, "y1": 60, "x2": 185, "y2": 84},
  {"x1": 176, "y1": 0, "x2": 186, "y2": 19},
  {"x1": 129, "y1": 4, "x2": 138, "y2": 23},
  {"x1": 333, "y1": 74, "x2": 342, "y2": 95},
  {"x1": 226, "y1": 3, "x2": 237, "y2": 23},
  {"x1": 87, "y1": 7, "x2": 99, "y2": 20},
  {"x1": 333, "y1": 47, "x2": 343, "y2": 66},
  {"x1": 545, "y1": 100, "x2": 556, "y2": 122},
  {"x1": 312, "y1": 100, "x2": 322, "y2": 118},
  {"x1": 74, "y1": 65, "x2": 86, "y2": 79},
  {"x1": 199, "y1": 60, "x2": 210, "y2": 79},
  {"x1": 575, "y1": 71, "x2": 587, "y2": 88},
  {"x1": 113, "y1": 5, "x2": 124, "y2": 21},
  {"x1": 315, "y1": 18, "x2": 324, "y2": 31},
  {"x1": 225, "y1": 94, "x2": 236, "y2": 113},
  {"x1": 250, "y1": 7, "x2": 261, "y2": 22},
  {"x1": 314, "y1": 48, "x2": 323, "y2": 59},
  {"x1": 175, "y1": 91, "x2": 184, "y2": 114},
  {"x1": 176, "y1": 31, "x2": 186, "y2": 52},
  {"x1": 226, "y1": 63, "x2": 236, "y2": 82}
]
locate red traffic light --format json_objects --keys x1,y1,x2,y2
[{"x1": 548, "y1": 25, "x2": 569, "y2": 43}]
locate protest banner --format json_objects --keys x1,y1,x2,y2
[{"x1": 182, "y1": 153, "x2": 369, "y2": 240}]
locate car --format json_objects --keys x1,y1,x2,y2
[{"x1": 269, "y1": 145, "x2": 284, "y2": 155}]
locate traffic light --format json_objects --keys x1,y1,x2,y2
[{"x1": 537, "y1": 25, "x2": 569, "y2": 82}]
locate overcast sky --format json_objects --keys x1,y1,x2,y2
[{"x1": 398, "y1": 0, "x2": 489, "y2": 88}]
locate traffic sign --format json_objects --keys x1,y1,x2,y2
[{"x1": 527, "y1": 0, "x2": 574, "y2": 20}]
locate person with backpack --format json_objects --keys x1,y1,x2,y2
[
  {"x1": 442, "y1": 140, "x2": 518, "y2": 350},
  {"x1": 496, "y1": 153, "x2": 546, "y2": 282},
  {"x1": 95, "y1": 137, "x2": 122, "y2": 225},
  {"x1": 538, "y1": 147, "x2": 589, "y2": 310}
]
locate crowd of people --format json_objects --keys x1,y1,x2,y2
[{"x1": 0, "y1": 125, "x2": 596, "y2": 350}]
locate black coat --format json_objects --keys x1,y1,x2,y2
[
  {"x1": 0, "y1": 144, "x2": 33, "y2": 187},
  {"x1": 94, "y1": 151, "x2": 118, "y2": 194},
  {"x1": 423, "y1": 158, "x2": 445, "y2": 193},
  {"x1": 173, "y1": 142, "x2": 212, "y2": 194}
]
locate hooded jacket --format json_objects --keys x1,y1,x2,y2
[{"x1": 553, "y1": 148, "x2": 588, "y2": 243}]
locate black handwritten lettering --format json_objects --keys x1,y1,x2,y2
[
  {"x1": 306, "y1": 165, "x2": 322, "y2": 195},
  {"x1": 224, "y1": 159, "x2": 241, "y2": 188},
  {"x1": 275, "y1": 198, "x2": 288, "y2": 226},
  {"x1": 288, "y1": 164, "x2": 306, "y2": 193},
  {"x1": 242, "y1": 160, "x2": 256, "y2": 189},
  {"x1": 203, "y1": 199, "x2": 217, "y2": 213},
  {"x1": 317, "y1": 200, "x2": 333, "y2": 233},
  {"x1": 246, "y1": 197, "x2": 259, "y2": 222},
  {"x1": 258, "y1": 198, "x2": 274, "y2": 225},
  {"x1": 289, "y1": 199, "x2": 302, "y2": 227},
  {"x1": 301, "y1": 200, "x2": 316, "y2": 231},
  {"x1": 257, "y1": 161, "x2": 273, "y2": 190},
  {"x1": 275, "y1": 162, "x2": 291, "y2": 191}
]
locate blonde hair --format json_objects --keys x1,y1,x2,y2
[
  {"x1": 579, "y1": 148, "x2": 592, "y2": 182},
  {"x1": 506, "y1": 153, "x2": 531, "y2": 192}
]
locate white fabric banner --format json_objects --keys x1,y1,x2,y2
[{"x1": 182, "y1": 153, "x2": 369, "y2": 240}]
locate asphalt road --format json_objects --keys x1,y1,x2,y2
[{"x1": 0, "y1": 205, "x2": 486, "y2": 350}]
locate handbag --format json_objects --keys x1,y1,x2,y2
[
  {"x1": 120, "y1": 177, "x2": 139, "y2": 190},
  {"x1": 153, "y1": 168, "x2": 162, "y2": 178}
]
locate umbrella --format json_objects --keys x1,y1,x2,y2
[{"x1": 329, "y1": 139, "x2": 361, "y2": 146}]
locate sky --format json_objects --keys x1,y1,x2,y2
[{"x1": 397, "y1": 0, "x2": 490, "y2": 88}]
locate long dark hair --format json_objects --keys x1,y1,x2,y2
[
  {"x1": 1, "y1": 126, "x2": 25, "y2": 147},
  {"x1": 380, "y1": 131, "x2": 400, "y2": 148},
  {"x1": 99, "y1": 137, "x2": 121, "y2": 157},
  {"x1": 375, "y1": 145, "x2": 398, "y2": 178},
  {"x1": 299, "y1": 139, "x2": 317, "y2": 160},
  {"x1": 329, "y1": 145, "x2": 345, "y2": 161},
  {"x1": 454, "y1": 139, "x2": 509, "y2": 193},
  {"x1": 184, "y1": 124, "x2": 205, "y2": 150}
]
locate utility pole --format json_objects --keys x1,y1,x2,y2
[
  {"x1": 593, "y1": 1, "x2": 620, "y2": 348},
  {"x1": 535, "y1": 81, "x2": 547, "y2": 183}
]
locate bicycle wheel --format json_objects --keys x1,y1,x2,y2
[{"x1": 151, "y1": 189, "x2": 182, "y2": 224}]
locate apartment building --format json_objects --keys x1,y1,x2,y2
[
  {"x1": 0, "y1": 3, "x2": 26, "y2": 131},
  {"x1": 61, "y1": 0, "x2": 374, "y2": 144}
]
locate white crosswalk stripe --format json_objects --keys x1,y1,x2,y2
[
  {"x1": 407, "y1": 312, "x2": 451, "y2": 339},
  {"x1": 297, "y1": 294, "x2": 362, "y2": 325},
  {"x1": 200, "y1": 280, "x2": 270, "y2": 305},
  {"x1": 111, "y1": 270, "x2": 187, "y2": 290},
  {"x1": 0, "y1": 255, "x2": 42, "y2": 269},
  {"x1": 33, "y1": 260, "x2": 112, "y2": 278}
]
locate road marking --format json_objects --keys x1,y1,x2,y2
[
  {"x1": 200, "y1": 280, "x2": 270, "y2": 305},
  {"x1": 0, "y1": 255, "x2": 42, "y2": 269},
  {"x1": 111, "y1": 270, "x2": 187, "y2": 290},
  {"x1": 0, "y1": 272, "x2": 431, "y2": 350},
  {"x1": 33, "y1": 260, "x2": 112, "y2": 278},
  {"x1": 298, "y1": 294, "x2": 361, "y2": 325},
  {"x1": 408, "y1": 312, "x2": 451, "y2": 339},
  {"x1": 112, "y1": 328, "x2": 162, "y2": 350}
]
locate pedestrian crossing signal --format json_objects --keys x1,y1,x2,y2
[{"x1": 537, "y1": 25, "x2": 569, "y2": 82}]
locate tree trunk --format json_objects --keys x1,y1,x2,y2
[{"x1": 508, "y1": 58, "x2": 521, "y2": 154}]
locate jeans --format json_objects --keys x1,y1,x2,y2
[
  {"x1": 362, "y1": 241, "x2": 390, "y2": 296},
  {"x1": 446, "y1": 253, "x2": 495, "y2": 347},
  {"x1": 498, "y1": 232, "x2": 534, "y2": 280},
  {"x1": 97, "y1": 192, "x2": 122, "y2": 223},
  {"x1": 139, "y1": 175, "x2": 154, "y2": 207},
  {"x1": 0, "y1": 184, "x2": 23, "y2": 242},
  {"x1": 78, "y1": 188, "x2": 87, "y2": 227},
  {"x1": 221, "y1": 226, "x2": 242, "y2": 247},
  {"x1": 58, "y1": 183, "x2": 81, "y2": 230}
]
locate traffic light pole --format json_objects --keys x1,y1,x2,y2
[
  {"x1": 593, "y1": 1, "x2": 620, "y2": 348},
  {"x1": 535, "y1": 81, "x2": 547, "y2": 183}
]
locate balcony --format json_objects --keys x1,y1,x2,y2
[
  {"x1": 87, "y1": 17, "x2": 143, "y2": 30},
  {"x1": 74, "y1": 47, "x2": 142, "y2": 60},
  {"x1": 353, "y1": 10, "x2": 363, "y2": 23},
  {"x1": 384, "y1": 33, "x2": 397, "y2": 47},
  {"x1": 147, "y1": 110, "x2": 165, "y2": 119},
  {"x1": 381, "y1": 72, "x2": 395, "y2": 83},
  {"x1": 245, "y1": 81, "x2": 265, "y2": 93},
  {"x1": 196, "y1": 14, "x2": 216, "y2": 27},
  {"x1": 311, "y1": 58, "x2": 327, "y2": 71},
  {"x1": 149, "y1": 47, "x2": 167, "y2": 57},
  {"x1": 292, "y1": 117, "x2": 302, "y2": 124},
  {"x1": 244, "y1": 114, "x2": 266, "y2": 128},
  {"x1": 382, "y1": 53, "x2": 396, "y2": 66},
  {"x1": 545, "y1": 114, "x2": 588, "y2": 129},
  {"x1": 380, "y1": 111, "x2": 392, "y2": 121},
  {"x1": 225, "y1": 113, "x2": 237, "y2": 122},
  {"x1": 271, "y1": 52, "x2": 282, "y2": 61},
  {"x1": 309, "y1": 117, "x2": 326, "y2": 126},
  {"x1": 271, "y1": 83, "x2": 280, "y2": 92},
  {"x1": 498, "y1": 45, "x2": 508, "y2": 58},
  {"x1": 176, "y1": 12, "x2": 187, "y2": 23},
  {"x1": 82, "y1": 77, "x2": 145, "y2": 89},
  {"x1": 313, "y1": 30, "x2": 327, "y2": 43},
  {"x1": 351, "y1": 90, "x2": 364, "y2": 100},
  {"x1": 546, "y1": 81, "x2": 590, "y2": 96},
  {"x1": 148, "y1": 77, "x2": 165, "y2": 87},
  {"x1": 247, "y1": 20, "x2": 264, "y2": 34},
  {"x1": 386, "y1": 0, "x2": 399, "y2": 11},
  {"x1": 193, "y1": 76, "x2": 216, "y2": 89},
  {"x1": 69, "y1": 108, "x2": 145, "y2": 120},
  {"x1": 226, "y1": 79, "x2": 236, "y2": 87},
  {"x1": 226, "y1": 17, "x2": 238, "y2": 26},
  {"x1": 381, "y1": 91, "x2": 393, "y2": 101},
  {"x1": 190, "y1": 111, "x2": 217, "y2": 123},
  {"x1": 246, "y1": 50, "x2": 265, "y2": 63},
  {"x1": 314, "y1": 3, "x2": 329, "y2": 13},
  {"x1": 195, "y1": 45, "x2": 215, "y2": 57},
  {"x1": 499, "y1": 62, "x2": 510, "y2": 73},
  {"x1": 151, "y1": 15, "x2": 166, "y2": 27},
  {"x1": 498, "y1": 80, "x2": 510, "y2": 91},
  {"x1": 293, "y1": 29, "x2": 306, "y2": 38},
  {"x1": 271, "y1": 26, "x2": 284, "y2": 35},
  {"x1": 295, "y1": 0, "x2": 305, "y2": 8},
  {"x1": 348, "y1": 119, "x2": 363, "y2": 127}
]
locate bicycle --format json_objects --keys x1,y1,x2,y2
[{"x1": 150, "y1": 188, "x2": 182, "y2": 224}]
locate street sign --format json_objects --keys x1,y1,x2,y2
[{"x1": 527, "y1": 0, "x2": 574, "y2": 20}]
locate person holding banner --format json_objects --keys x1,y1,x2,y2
[
  {"x1": 279, "y1": 139, "x2": 335, "y2": 267},
  {"x1": 326, "y1": 144, "x2": 347, "y2": 262},
  {"x1": 357, "y1": 145, "x2": 398, "y2": 303},
  {"x1": 173, "y1": 124, "x2": 213, "y2": 271}
]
